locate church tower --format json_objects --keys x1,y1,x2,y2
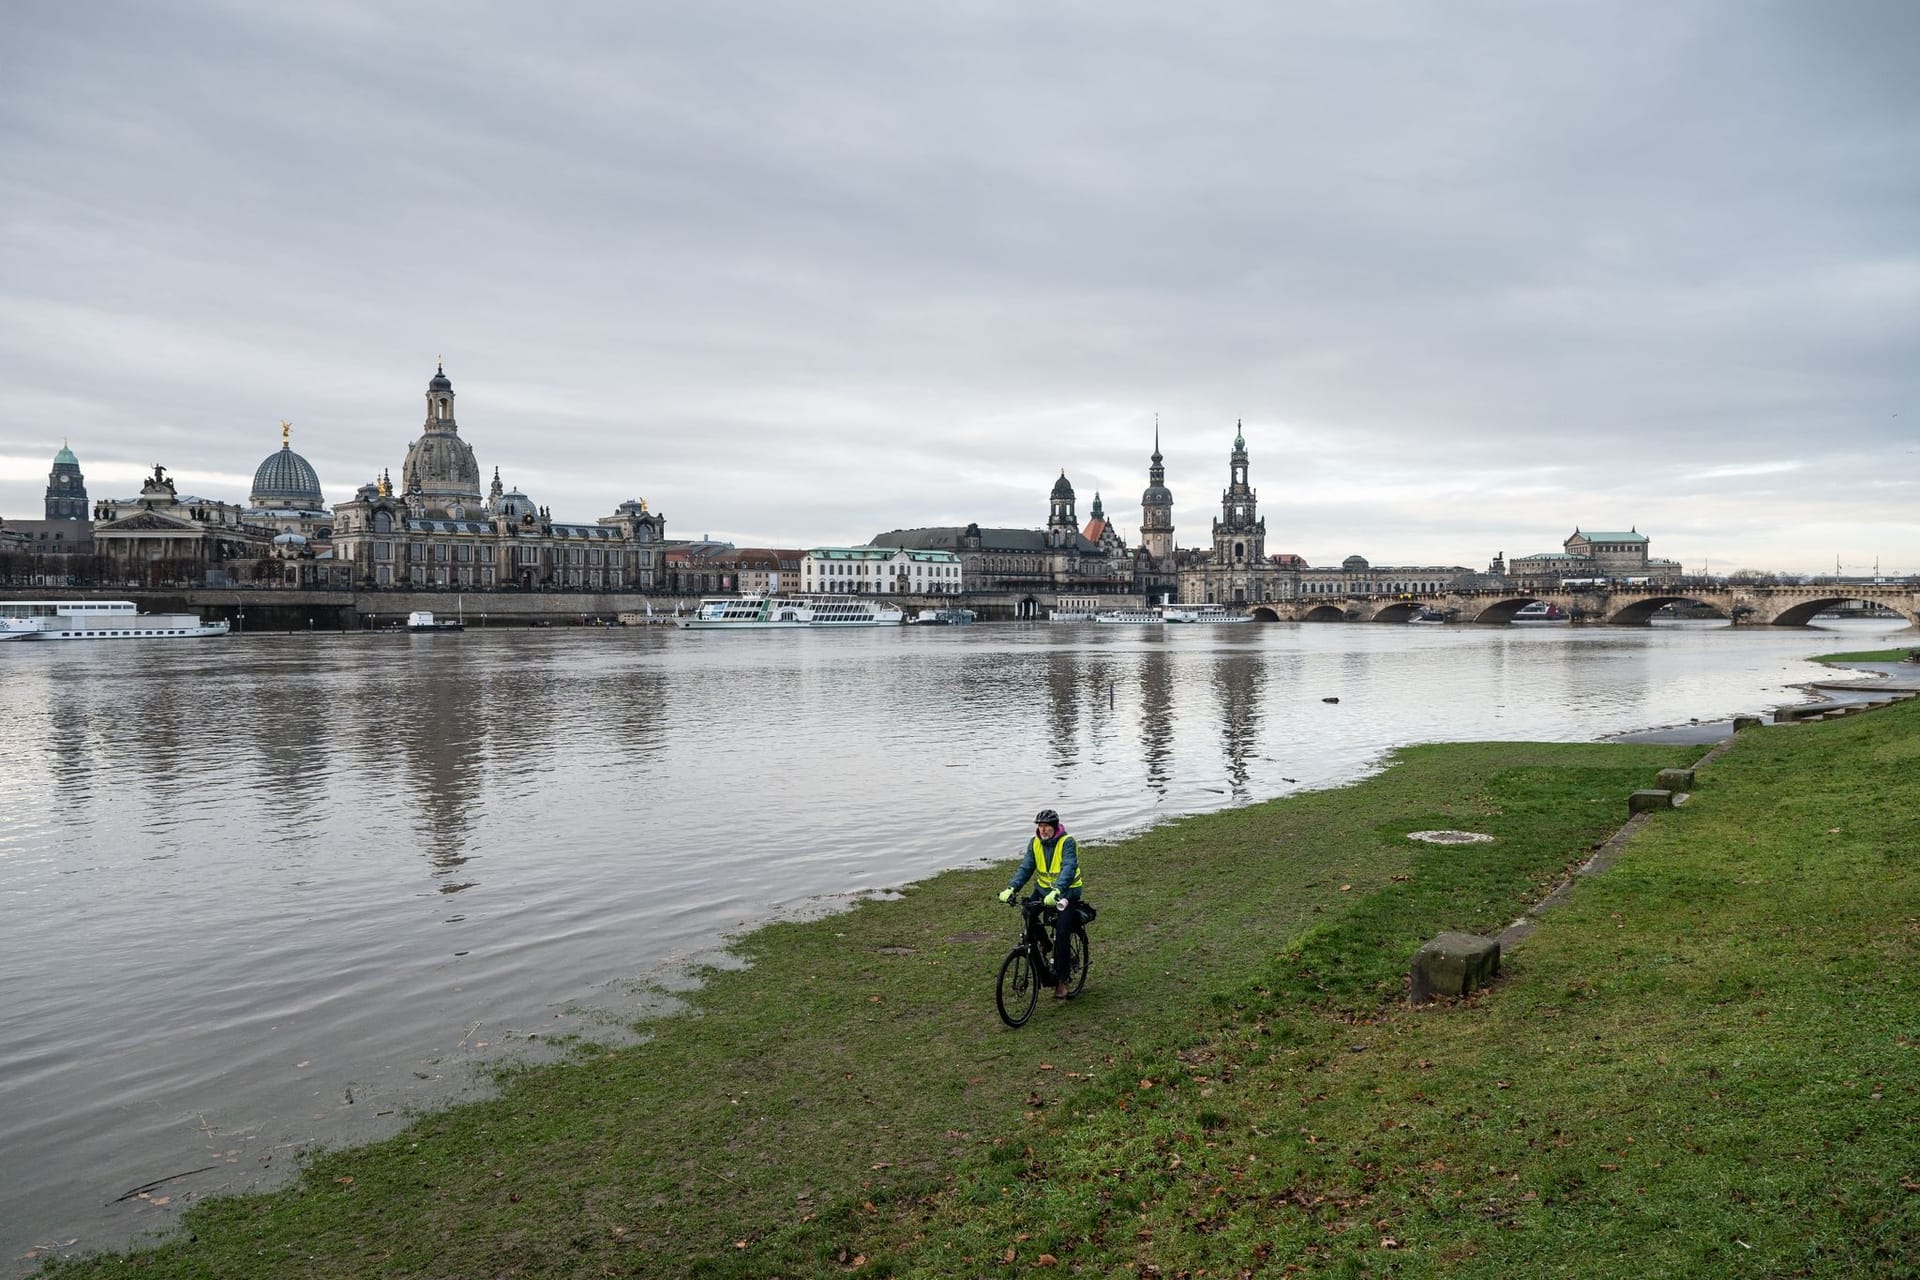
[
  {"x1": 1047, "y1": 470, "x2": 1078, "y2": 548},
  {"x1": 1140, "y1": 421, "x2": 1174, "y2": 560},
  {"x1": 45, "y1": 442, "x2": 88, "y2": 521},
  {"x1": 400, "y1": 360, "x2": 484, "y2": 513},
  {"x1": 1210, "y1": 421, "x2": 1265, "y2": 565}
]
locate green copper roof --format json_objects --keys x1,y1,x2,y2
[{"x1": 53, "y1": 445, "x2": 79, "y2": 466}]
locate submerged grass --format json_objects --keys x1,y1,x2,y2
[{"x1": 45, "y1": 705, "x2": 1919, "y2": 1277}]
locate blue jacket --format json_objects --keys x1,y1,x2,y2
[{"x1": 1007, "y1": 831, "x2": 1082, "y2": 899}]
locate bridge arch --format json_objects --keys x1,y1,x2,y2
[
  {"x1": 1604, "y1": 595, "x2": 1731, "y2": 626},
  {"x1": 1250, "y1": 605, "x2": 1282, "y2": 622},
  {"x1": 1765, "y1": 595, "x2": 1919, "y2": 627},
  {"x1": 1460, "y1": 596, "x2": 1542, "y2": 624},
  {"x1": 1371, "y1": 601, "x2": 1424, "y2": 622},
  {"x1": 1301, "y1": 603, "x2": 1347, "y2": 623}
]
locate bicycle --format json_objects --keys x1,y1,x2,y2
[{"x1": 995, "y1": 896, "x2": 1091, "y2": 1028}]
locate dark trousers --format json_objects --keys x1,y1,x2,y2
[{"x1": 1049, "y1": 901, "x2": 1079, "y2": 984}]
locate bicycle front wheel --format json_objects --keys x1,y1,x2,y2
[
  {"x1": 996, "y1": 949, "x2": 1039, "y2": 1028},
  {"x1": 1067, "y1": 926, "x2": 1091, "y2": 997}
]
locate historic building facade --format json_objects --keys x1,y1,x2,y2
[
  {"x1": 329, "y1": 364, "x2": 666, "y2": 590},
  {"x1": 1508, "y1": 529, "x2": 1682, "y2": 584},
  {"x1": 3, "y1": 444, "x2": 97, "y2": 566},
  {"x1": 1295, "y1": 554, "x2": 1476, "y2": 597},
  {"x1": 1177, "y1": 424, "x2": 1289, "y2": 605},
  {"x1": 91, "y1": 464, "x2": 273, "y2": 586},
  {"x1": 801, "y1": 546, "x2": 963, "y2": 594},
  {"x1": 871, "y1": 469, "x2": 1129, "y2": 596}
]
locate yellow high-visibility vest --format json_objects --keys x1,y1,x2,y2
[{"x1": 1029, "y1": 835, "x2": 1084, "y2": 891}]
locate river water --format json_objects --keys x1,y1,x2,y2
[{"x1": 0, "y1": 616, "x2": 1907, "y2": 1268}]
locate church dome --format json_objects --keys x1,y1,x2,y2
[
  {"x1": 497, "y1": 489, "x2": 537, "y2": 521},
  {"x1": 428, "y1": 361, "x2": 453, "y2": 393},
  {"x1": 1051, "y1": 470, "x2": 1075, "y2": 499},
  {"x1": 252, "y1": 443, "x2": 325, "y2": 508},
  {"x1": 401, "y1": 433, "x2": 482, "y2": 508}
]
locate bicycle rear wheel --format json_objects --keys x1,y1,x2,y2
[
  {"x1": 1066, "y1": 926, "x2": 1091, "y2": 997},
  {"x1": 996, "y1": 949, "x2": 1039, "y2": 1028}
]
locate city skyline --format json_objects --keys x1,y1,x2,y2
[{"x1": 3, "y1": 3, "x2": 1916, "y2": 575}]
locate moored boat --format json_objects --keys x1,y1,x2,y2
[
  {"x1": 677, "y1": 593, "x2": 907, "y2": 629},
  {"x1": 0, "y1": 599, "x2": 228, "y2": 641},
  {"x1": 1162, "y1": 603, "x2": 1254, "y2": 624},
  {"x1": 1510, "y1": 601, "x2": 1571, "y2": 626},
  {"x1": 915, "y1": 607, "x2": 976, "y2": 626},
  {"x1": 407, "y1": 610, "x2": 466, "y2": 632},
  {"x1": 1408, "y1": 607, "x2": 1449, "y2": 625},
  {"x1": 1094, "y1": 607, "x2": 1165, "y2": 625}
]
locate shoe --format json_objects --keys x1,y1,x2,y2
[{"x1": 1054, "y1": 982, "x2": 1071, "y2": 1000}]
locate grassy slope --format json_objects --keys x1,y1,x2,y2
[
  {"x1": 876, "y1": 706, "x2": 1920, "y2": 1278},
  {"x1": 1816, "y1": 648, "x2": 1918, "y2": 663},
  {"x1": 49, "y1": 707, "x2": 1918, "y2": 1278}
]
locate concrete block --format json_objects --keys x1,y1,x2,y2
[
  {"x1": 1733, "y1": 716, "x2": 1763, "y2": 731},
  {"x1": 1629, "y1": 789, "x2": 1674, "y2": 813},
  {"x1": 1655, "y1": 768, "x2": 1695, "y2": 791},
  {"x1": 1410, "y1": 932, "x2": 1501, "y2": 1003}
]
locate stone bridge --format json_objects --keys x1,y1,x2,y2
[{"x1": 1284, "y1": 582, "x2": 1920, "y2": 626}]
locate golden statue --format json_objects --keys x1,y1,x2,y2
[{"x1": 280, "y1": 419, "x2": 292, "y2": 447}]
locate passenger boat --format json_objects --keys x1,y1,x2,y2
[
  {"x1": 1510, "y1": 601, "x2": 1571, "y2": 626},
  {"x1": 1094, "y1": 607, "x2": 1164, "y2": 625},
  {"x1": 1048, "y1": 596, "x2": 1099, "y2": 622},
  {"x1": 914, "y1": 607, "x2": 976, "y2": 626},
  {"x1": 407, "y1": 610, "x2": 465, "y2": 632},
  {"x1": 1407, "y1": 607, "x2": 1449, "y2": 625},
  {"x1": 677, "y1": 593, "x2": 907, "y2": 629},
  {"x1": 0, "y1": 599, "x2": 229, "y2": 641},
  {"x1": 1162, "y1": 603, "x2": 1253, "y2": 624}
]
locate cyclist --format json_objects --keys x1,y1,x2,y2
[{"x1": 998, "y1": 808, "x2": 1085, "y2": 999}]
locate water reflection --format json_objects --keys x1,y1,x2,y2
[
  {"x1": 1043, "y1": 649, "x2": 1082, "y2": 778},
  {"x1": 392, "y1": 641, "x2": 488, "y2": 885},
  {"x1": 1213, "y1": 650, "x2": 1265, "y2": 796},
  {"x1": 1137, "y1": 648, "x2": 1173, "y2": 796}
]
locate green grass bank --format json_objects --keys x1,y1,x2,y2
[{"x1": 47, "y1": 706, "x2": 1918, "y2": 1278}]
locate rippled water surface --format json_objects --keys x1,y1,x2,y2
[{"x1": 0, "y1": 617, "x2": 1905, "y2": 1267}]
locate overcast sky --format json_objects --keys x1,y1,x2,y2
[{"x1": 2, "y1": 1, "x2": 1915, "y2": 574}]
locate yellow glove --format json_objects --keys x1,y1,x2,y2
[
  {"x1": 998, "y1": 887, "x2": 1015, "y2": 903},
  {"x1": 1042, "y1": 889, "x2": 1061, "y2": 907}
]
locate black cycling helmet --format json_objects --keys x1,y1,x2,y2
[{"x1": 1034, "y1": 808, "x2": 1060, "y2": 826}]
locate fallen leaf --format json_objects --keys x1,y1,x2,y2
[
  {"x1": 149, "y1": 1196, "x2": 171, "y2": 1207},
  {"x1": 1339, "y1": 884, "x2": 1352, "y2": 892},
  {"x1": 1036, "y1": 1254, "x2": 1058, "y2": 1266},
  {"x1": 734, "y1": 1240, "x2": 747, "y2": 1250},
  {"x1": 1038, "y1": 1063, "x2": 1055, "y2": 1071},
  {"x1": 1003, "y1": 1246, "x2": 1017, "y2": 1263},
  {"x1": 334, "y1": 1176, "x2": 354, "y2": 1186}
]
